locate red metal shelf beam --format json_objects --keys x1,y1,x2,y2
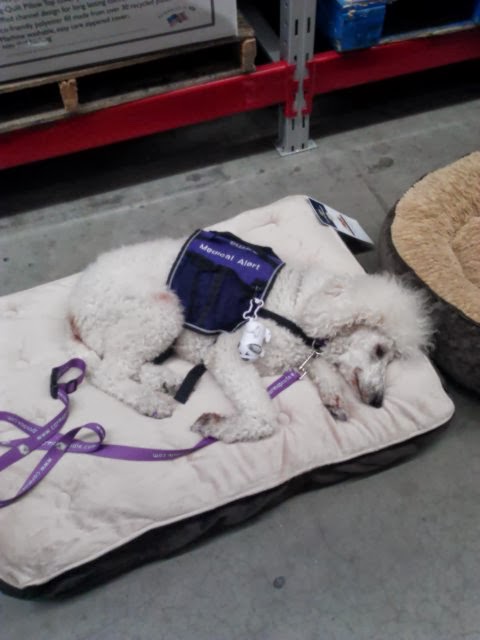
[
  {"x1": 0, "y1": 62, "x2": 292, "y2": 170},
  {"x1": 1, "y1": 29, "x2": 479, "y2": 170},
  {"x1": 307, "y1": 28, "x2": 480, "y2": 100}
]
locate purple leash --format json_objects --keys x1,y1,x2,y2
[{"x1": 0, "y1": 359, "x2": 301, "y2": 508}]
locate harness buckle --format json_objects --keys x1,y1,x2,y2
[
  {"x1": 50, "y1": 367, "x2": 60, "y2": 399},
  {"x1": 50, "y1": 367, "x2": 79, "y2": 399}
]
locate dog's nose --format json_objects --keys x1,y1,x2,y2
[{"x1": 369, "y1": 393, "x2": 384, "y2": 408}]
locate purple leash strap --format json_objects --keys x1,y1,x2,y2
[
  {"x1": 0, "y1": 358, "x2": 87, "y2": 507},
  {"x1": 0, "y1": 360, "x2": 301, "y2": 508},
  {"x1": 267, "y1": 370, "x2": 300, "y2": 398}
]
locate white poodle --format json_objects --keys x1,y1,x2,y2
[{"x1": 68, "y1": 236, "x2": 431, "y2": 443}]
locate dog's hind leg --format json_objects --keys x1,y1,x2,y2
[
  {"x1": 89, "y1": 293, "x2": 184, "y2": 418},
  {"x1": 138, "y1": 362, "x2": 184, "y2": 397},
  {"x1": 91, "y1": 363, "x2": 176, "y2": 417},
  {"x1": 191, "y1": 332, "x2": 277, "y2": 442}
]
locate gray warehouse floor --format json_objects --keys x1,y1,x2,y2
[{"x1": 1, "y1": 62, "x2": 480, "y2": 639}]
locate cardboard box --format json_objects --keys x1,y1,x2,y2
[{"x1": 0, "y1": 0, "x2": 238, "y2": 83}]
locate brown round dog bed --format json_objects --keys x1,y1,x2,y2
[{"x1": 379, "y1": 151, "x2": 480, "y2": 394}]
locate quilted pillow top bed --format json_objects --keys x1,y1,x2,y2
[{"x1": 0, "y1": 196, "x2": 454, "y2": 598}]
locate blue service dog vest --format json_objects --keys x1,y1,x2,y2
[{"x1": 167, "y1": 230, "x2": 285, "y2": 334}]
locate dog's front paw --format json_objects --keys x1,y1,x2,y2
[
  {"x1": 191, "y1": 412, "x2": 224, "y2": 438},
  {"x1": 137, "y1": 393, "x2": 177, "y2": 419},
  {"x1": 326, "y1": 404, "x2": 348, "y2": 422},
  {"x1": 191, "y1": 413, "x2": 275, "y2": 443},
  {"x1": 322, "y1": 393, "x2": 349, "y2": 422}
]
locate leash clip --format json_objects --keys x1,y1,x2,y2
[{"x1": 297, "y1": 349, "x2": 322, "y2": 380}]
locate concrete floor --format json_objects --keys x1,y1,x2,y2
[{"x1": 1, "y1": 61, "x2": 480, "y2": 639}]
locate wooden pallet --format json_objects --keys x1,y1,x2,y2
[
  {"x1": 0, "y1": 13, "x2": 256, "y2": 135},
  {"x1": 317, "y1": 0, "x2": 480, "y2": 52}
]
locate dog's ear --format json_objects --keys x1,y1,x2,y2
[
  {"x1": 373, "y1": 274, "x2": 433, "y2": 358},
  {"x1": 300, "y1": 272, "x2": 433, "y2": 355},
  {"x1": 354, "y1": 273, "x2": 434, "y2": 357},
  {"x1": 320, "y1": 275, "x2": 349, "y2": 298},
  {"x1": 300, "y1": 274, "x2": 380, "y2": 338}
]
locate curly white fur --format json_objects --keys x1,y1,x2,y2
[{"x1": 68, "y1": 236, "x2": 432, "y2": 443}]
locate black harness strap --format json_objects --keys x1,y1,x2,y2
[
  {"x1": 174, "y1": 364, "x2": 207, "y2": 404},
  {"x1": 152, "y1": 346, "x2": 176, "y2": 365},
  {"x1": 153, "y1": 311, "x2": 326, "y2": 405},
  {"x1": 257, "y1": 308, "x2": 326, "y2": 350},
  {"x1": 152, "y1": 345, "x2": 207, "y2": 404}
]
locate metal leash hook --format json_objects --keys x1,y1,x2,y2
[{"x1": 297, "y1": 349, "x2": 322, "y2": 379}]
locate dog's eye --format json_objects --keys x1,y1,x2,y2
[{"x1": 375, "y1": 345, "x2": 386, "y2": 359}]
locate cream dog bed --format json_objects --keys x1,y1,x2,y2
[
  {"x1": 379, "y1": 152, "x2": 480, "y2": 393},
  {"x1": 0, "y1": 196, "x2": 454, "y2": 599}
]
